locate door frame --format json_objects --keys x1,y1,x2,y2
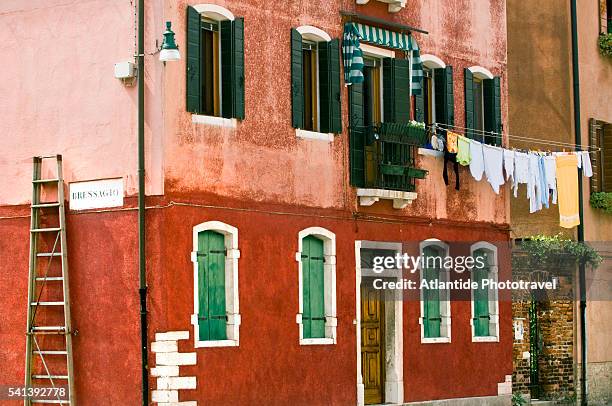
[{"x1": 355, "y1": 241, "x2": 404, "y2": 406}]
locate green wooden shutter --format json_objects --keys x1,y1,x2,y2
[
  {"x1": 302, "y1": 236, "x2": 325, "y2": 339},
  {"x1": 590, "y1": 119, "x2": 602, "y2": 193},
  {"x1": 435, "y1": 66, "x2": 454, "y2": 126},
  {"x1": 186, "y1": 6, "x2": 201, "y2": 114},
  {"x1": 473, "y1": 250, "x2": 490, "y2": 337},
  {"x1": 414, "y1": 86, "x2": 424, "y2": 123},
  {"x1": 602, "y1": 125, "x2": 612, "y2": 192},
  {"x1": 383, "y1": 58, "x2": 410, "y2": 124},
  {"x1": 464, "y1": 68, "x2": 474, "y2": 139},
  {"x1": 483, "y1": 76, "x2": 501, "y2": 145},
  {"x1": 423, "y1": 246, "x2": 441, "y2": 338},
  {"x1": 291, "y1": 29, "x2": 304, "y2": 129},
  {"x1": 198, "y1": 231, "x2": 227, "y2": 341},
  {"x1": 319, "y1": 39, "x2": 342, "y2": 134},
  {"x1": 220, "y1": 18, "x2": 245, "y2": 119},
  {"x1": 349, "y1": 83, "x2": 366, "y2": 187}
]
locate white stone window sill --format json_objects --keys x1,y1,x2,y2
[
  {"x1": 472, "y1": 336, "x2": 499, "y2": 343},
  {"x1": 418, "y1": 148, "x2": 443, "y2": 158},
  {"x1": 421, "y1": 337, "x2": 451, "y2": 344},
  {"x1": 356, "y1": 188, "x2": 418, "y2": 209},
  {"x1": 299, "y1": 338, "x2": 336, "y2": 346},
  {"x1": 194, "y1": 339, "x2": 239, "y2": 348},
  {"x1": 192, "y1": 114, "x2": 237, "y2": 128},
  {"x1": 296, "y1": 129, "x2": 334, "y2": 142}
]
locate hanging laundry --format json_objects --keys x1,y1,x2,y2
[
  {"x1": 446, "y1": 131, "x2": 459, "y2": 153},
  {"x1": 503, "y1": 149, "x2": 515, "y2": 182},
  {"x1": 528, "y1": 153, "x2": 543, "y2": 213},
  {"x1": 556, "y1": 154, "x2": 580, "y2": 228},
  {"x1": 457, "y1": 135, "x2": 471, "y2": 166},
  {"x1": 443, "y1": 151, "x2": 460, "y2": 190},
  {"x1": 580, "y1": 151, "x2": 593, "y2": 177},
  {"x1": 538, "y1": 156, "x2": 549, "y2": 209},
  {"x1": 513, "y1": 151, "x2": 529, "y2": 198},
  {"x1": 482, "y1": 144, "x2": 505, "y2": 194},
  {"x1": 469, "y1": 139, "x2": 485, "y2": 181},
  {"x1": 543, "y1": 156, "x2": 557, "y2": 205}
]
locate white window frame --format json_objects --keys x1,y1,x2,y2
[
  {"x1": 190, "y1": 4, "x2": 237, "y2": 127},
  {"x1": 418, "y1": 239, "x2": 452, "y2": 344},
  {"x1": 295, "y1": 26, "x2": 334, "y2": 141},
  {"x1": 295, "y1": 227, "x2": 337, "y2": 345},
  {"x1": 190, "y1": 221, "x2": 241, "y2": 348},
  {"x1": 470, "y1": 241, "x2": 500, "y2": 343}
]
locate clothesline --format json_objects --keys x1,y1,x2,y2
[{"x1": 429, "y1": 122, "x2": 601, "y2": 153}]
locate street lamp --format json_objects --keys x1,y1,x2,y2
[{"x1": 159, "y1": 21, "x2": 180, "y2": 62}]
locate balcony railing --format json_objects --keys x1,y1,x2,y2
[{"x1": 362, "y1": 122, "x2": 428, "y2": 192}]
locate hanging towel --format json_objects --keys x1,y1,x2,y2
[
  {"x1": 556, "y1": 154, "x2": 580, "y2": 228},
  {"x1": 544, "y1": 156, "x2": 558, "y2": 204},
  {"x1": 513, "y1": 152, "x2": 529, "y2": 198},
  {"x1": 469, "y1": 140, "x2": 485, "y2": 181},
  {"x1": 457, "y1": 135, "x2": 471, "y2": 166},
  {"x1": 538, "y1": 156, "x2": 549, "y2": 209},
  {"x1": 503, "y1": 149, "x2": 515, "y2": 182},
  {"x1": 528, "y1": 153, "x2": 543, "y2": 213},
  {"x1": 446, "y1": 131, "x2": 459, "y2": 153},
  {"x1": 483, "y1": 145, "x2": 505, "y2": 194},
  {"x1": 580, "y1": 151, "x2": 593, "y2": 177}
]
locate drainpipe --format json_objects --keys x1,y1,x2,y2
[
  {"x1": 569, "y1": 0, "x2": 587, "y2": 404},
  {"x1": 137, "y1": 0, "x2": 150, "y2": 404}
]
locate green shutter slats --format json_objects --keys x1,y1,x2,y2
[
  {"x1": 221, "y1": 18, "x2": 245, "y2": 120},
  {"x1": 198, "y1": 230, "x2": 227, "y2": 341},
  {"x1": 434, "y1": 66, "x2": 455, "y2": 126},
  {"x1": 602, "y1": 125, "x2": 612, "y2": 192},
  {"x1": 590, "y1": 119, "x2": 602, "y2": 193},
  {"x1": 414, "y1": 86, "x2": 424, "y2": 123},
  {"x1": 464, "y1": 68, "x2": 474, "y2": 139},
  {"x1": 349, "y1": 83, "x2": 366, "y2": 187},
  {"x1": 473, "y1": 250, "x2": 490, "y2": 337},
  {"x1": 483, "y1": 76, "x2": 502, "y2": 145},
  {"x1": 291, "y1": 29, "x2": 304, "y2": 129},
  {"x1": 422, "y1": 246, "x2": 442, "y2": 338},
  {"x1": 319, "y1": 39, "x2": 342, "y2": 134},
  {"x1": 383, "y1": 58, "x2": 410, "y2": 124},
  {"x1": 186, "y1": 6, "x2": 201, "y2": 114},
  {"x1": 302, "y1": 236, "x2": 325, "y2": 339}
]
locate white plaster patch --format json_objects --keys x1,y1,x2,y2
[
  {"x1": 157, "y1": 377, "x2": 197, "y2": 390},
  {"x1": 151, "y1": 331, "x2": 197, "y2": 405},
  {"x1": 151, "y1": 366, "x2": 180, "y2": 377},
  {"x1": 155, "y1": 352, "x2": 197, "y2": 366},
  {"x1": 151, "y1": 341, "x2": 178, "y2": 353},
  {"x1": 152, "y1": 390, "x2": 179, "y2": 402},
  {"x1": 155, "y1": 331, "x2": 189, "y2": 341}
]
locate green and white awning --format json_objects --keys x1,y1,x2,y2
[{"x1": 342, "y1": 22, "x2": 423, "y2": 94}]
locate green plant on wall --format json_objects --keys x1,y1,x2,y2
[
  {"x1": 519, "y1": 234, "x2": 602, "y2": 269},
  {"x1": 512, "y1": 393, "x2": 527, "y2": 406},
  {"x1": 599, "y1": 33, "x2": 612, "y2": 57},
  {"x1": 590, "y1": 192, "x2": 612, "y2": 213}
]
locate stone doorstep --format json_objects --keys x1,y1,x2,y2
[{"x1": 399, "y1": 394, "x2": 512, "y2": 405}]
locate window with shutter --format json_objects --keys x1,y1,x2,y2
[
  {"x1": 185, "y1": 6, "x2": 244, "y2": 120},
  {"x1": 422, "y1": 246, "x2": 442, "y2": 338},
  {"x1": 197, "y1": 230, "x2": 227, "y2": 341},
  {"x1": 483, "y1": 76, "x2": 502, "y2": 145},
  {"x1": 383, "y1": 58, "x2": 410, "y2": 124},
  {"x1": 470, "y1": 243, "x2": 500, "y2": 342},
  {"x1": 589, "y1": 119, "x2": 612, "y2": 193},
  {"x1": 419, "y1": 240, "x2": 451, "y2": 343}
]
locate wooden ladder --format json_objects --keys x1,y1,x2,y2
[{"x1": 24, "y1": 155, "x2": 75, "y2": 405}]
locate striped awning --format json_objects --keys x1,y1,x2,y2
[{"x1": 342, "y1": 22, "x2": 423, "y2": 94}]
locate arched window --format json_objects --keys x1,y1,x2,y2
[
  {"x1": 465, "y1": 66, "x2": 502, "y2": 145},
  {"x1": 419, "y1": 239, "x2": 451, "y2": 343},
  {"x1": 415, "y1": 54, "x2": 454, "y2": 127},
  {"x1": 190, "y1": 221, "x2": 240, "y2": 347},
  {"x1": 470, "y1": 242, "x2": 500, "y2": 342},
  {"x1": 296, "y1": 227, "x2": 337, "y2": 344}
]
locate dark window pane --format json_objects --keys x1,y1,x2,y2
[{"x1": 201, "y1": 29, "x2": 215, "y2": 116}]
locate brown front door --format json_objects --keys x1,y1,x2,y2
[{"x1": 361, "y1": 280, "x2": 385, "y2": 404}]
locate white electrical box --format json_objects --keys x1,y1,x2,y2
[{"x1": 114, "y1": 61, "x2": 136, "y2": 79}]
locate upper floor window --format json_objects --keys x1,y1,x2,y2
[
  {"x1": 600, "y1": 0, "x2": 612, "y2": 33},
  {"x1": 191, "y1": 221, "x2": 241, "y2": 347},
  {"x1": 465, "y1": 66, "x2": 501, "y2": 145},
  {"x1": 589, "y1": 119, "x2": 612, "y2": 193},
  {"x1": 470, "y1": 242, "x2": 500, "y2": 342},
  {"x1": 291, "y1": 26, "x2": 342, "y2": 135},
  {"x1": 296, "y1": 227, "x2": 337, "y2": 345},
  {"x1": 419, "y1": 239, "x2": 451, "y2": 343},
  {"x1": 415, "y1": 55, "x2": 454, "y2": 127},
  {"x1": 186, "y1": 5, "x2": 245, "y2": 120}
]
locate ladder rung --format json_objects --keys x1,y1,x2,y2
[
  {"x1": 35, "y1": 277, "x2": 64, "y2": 282},
  {"x1": 37, "y1": 252, "x2": 62, "y2": 257},
  {"x1": 33, "y1": 178, "x2": 60, "y2": 184},
  {"x1": 31, "y1": 401, "x2": 70, "y2": 404},
  {"x1": 32, "y1": 202, "x2": 61, "y2": 208},
  {"x1": 33, "y1": 350, "x2": 68, "y2": 355},
  {"x1": 32, "y1": 375, "x2": 69, "y2": 380},
  {"x1": 31, "y1": 228, "x2": 61, "y2": 233},
  {"x1": 31, "y1": 301, "x2": 64, "y2": 306},
  {"x1": 33, "y1": 326, "x2": 66, "y2": 331}
]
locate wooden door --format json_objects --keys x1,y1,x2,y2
[{"x1": 361, "y1": 281, "x2": 385, "y2": 404}]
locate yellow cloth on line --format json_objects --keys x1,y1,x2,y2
[
  {"x1": 446, "y1": 131, "x2": 459, "y2": 153},
  {"x1": 556, "y1": 154, "x2": 580, "y2": 229}
]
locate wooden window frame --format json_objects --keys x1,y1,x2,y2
[
  {"x1": 191, "y1": 221, "x2": 241, "y2": 348},
  {"x1": 296, "y1": 227, "x2": 337, "y2": 345}
]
